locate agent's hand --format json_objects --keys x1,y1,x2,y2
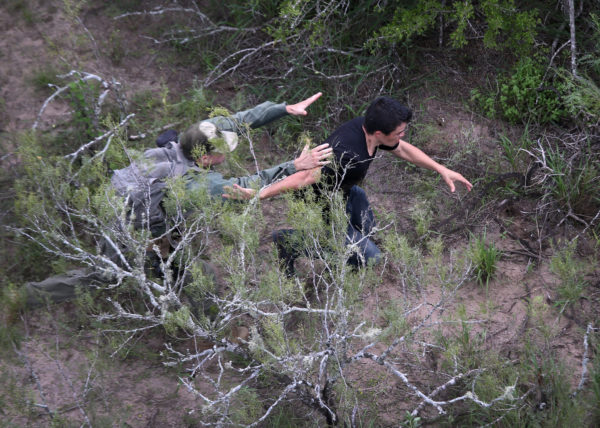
[
  {"x1": 294, "y1": 143, "x2": 332, "y2": 171},
  {"x1": 222, "y1": 184, "x2": 257, "y2": 200},
  {"x1": 440, "y1": 169, "x2": 473, "y2": 193},
  {"x1": 286, "y1": 92, "x2": 322, "y2": 116}
]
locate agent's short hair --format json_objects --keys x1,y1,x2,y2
[
  {"x1": 179, "y1": 124, "x2": 212, "y2": 161},
  {"x1": 364, "y1": 97, "x2": 412, "y2": 135},
  {"x1": 179, "y1": 121, "x2": 238, "y2": 161}
]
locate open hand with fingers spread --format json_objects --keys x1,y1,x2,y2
[
  {"x1": 285, "y1": 92, "x2": 322, "y2": 116},
  {"x1": 294, "y1": 143, "x2": 333, "y2": 171}
]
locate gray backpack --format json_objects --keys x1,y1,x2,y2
[{"x1": 110, "y1": 141, "x2": 195, "y2": 236}]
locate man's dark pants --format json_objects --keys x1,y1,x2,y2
[{"x1": 273, "y1": 185, "x2": 381, "y2": 274}]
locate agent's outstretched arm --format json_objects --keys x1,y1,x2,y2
[
  {"x1": 223, "y1": 168, "x2": 321, "y2": 200},
  {"x1": 392, "y1": 140, "x2": 473, "y2": 193},
  {"x1": 204, "y1": 92, "x2": 323, "y2": 134},
  {"x1": 285, "y1": 92, "x2": 322, "y2": 116}
]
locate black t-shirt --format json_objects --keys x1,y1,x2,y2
[{"x1": 319, "y1": 117, "x2": 396, "y2": 195}]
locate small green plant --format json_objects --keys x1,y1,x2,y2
[
  {"x1": 381, "y1": 300, "x2": 408, "y2": 341},
  {"x1": 6, "y1": 0, "x2": 36, "y2": 24},
  {"x1": 29, "y1": 67, "x2": 62, "y2": 93},
  {"x1": 382, "y1": 231, "x2": 427, "y2": 294},
  {"x1": 527, "y1": 294, "x2": 556, "y2": 341},
  {"x1": 545, "y1": 144, "x2": 600, "y2": 217},
  {"x1": 63, "y1": 0, "x2": 88, "y2": 20},
  {"x1": 470, "y1": 232, "x2": 501, "y2": 286},
  {"x1": 498, "y1": 127, "x2": 533, "y2": 171},
  {"x1": 0, "y1": 285, "x2": 24, "y2": 351},
  {"x1": 230, "y1": 387, "x2": 263, "y2": 425},
  {"x1": 107, "y1": 29, "x2": 125, "y2": 65},
  {"x1": 560, "y1": 66, "x2": 600, "y2": 127},
  {"x1": 64, "y1": 79, "x2": 102, "y2": 141},
  {"x1": 409, "y1": 199, "x2": 433, "y2": 239},
  {"x1": 401, "y1": 411, "x2": 422, "y2": 428},
  {"x1": 549, "y1": 240, "x2": 588, "y2": 312}
]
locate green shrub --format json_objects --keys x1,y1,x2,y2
[
  {"x1": 561, "y1": 71, "x2": 600, "y2": 128},
  {"x1": 472, "y1": 57, "x2": 567, "y2": 124},
  {"x1": 373, "y1": 0, "x2": 538, "y2": 53},
  {"x1": 29, "y1": 66, "x2": 62, "y2": 93}
]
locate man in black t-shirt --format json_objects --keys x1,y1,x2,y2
[{"x1": 272, "y1": 96, "x2": 473, "y2": 274}]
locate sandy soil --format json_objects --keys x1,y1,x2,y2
[{"x1": 1, "y1": 1, "x2": 598, "y2": 426}]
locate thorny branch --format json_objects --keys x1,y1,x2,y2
[
  {"x1": 33, "y1": 71, "x2": 124, "y2": 131},
  {"x1": 65, "y1": 113, "x2": 135, "y2": 163}
]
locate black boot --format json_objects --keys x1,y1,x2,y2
[{"x1": 272, "y1": 229, "x2": 297, "y2": 277}]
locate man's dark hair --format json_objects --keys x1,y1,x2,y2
[
  {"x1": 179, "y1": 125, "x2": 211, "y2": 161},
  {"x1": 363, "y1": 97, "x2": 412, "y2": 135}
]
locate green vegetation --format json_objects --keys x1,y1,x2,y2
[
  {"x1": 0, "y1": 0, "x2": 599, "y2": 426},
  {"x1": 29, "y1": 66, "x2": 63, "y2": 94},
  {"x1": 470, "y1": 232, "x2": 501, "y2": 287},
  {"x1": 550, "y1": 240, "x2": 589, "y2": 311},
  {"x1": 472, "y1": 56, "x2": 567, "y2": 124},
  {"x1": 374, "y1": 0, "x2": 538, "y2": 53},
  {"x1": 545, "y1": 143, "x2": 600, "y2": 217},
  {"x1": 498, "y1": 129, "x2": 533, "y2": 171}
]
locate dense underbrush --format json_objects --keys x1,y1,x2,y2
[{"x1": 1, "y1": 1, "x2": 599, "y2": 426}]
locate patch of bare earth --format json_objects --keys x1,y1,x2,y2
[{"x1": 1, "y1": 1, "x2": 597, "y2": 425}]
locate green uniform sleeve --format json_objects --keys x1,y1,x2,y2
[
  {"x1": 204, "y1": 101, "x2": 288, "y2": 135},
  {"x1": 185, "y1": 170, "x2": 236, "y2": 198},
  {"x1": 232, "y1": 160, "x2": 297, "y2": 190},
  {"x1": 185, "y1": 160, "x2": 296, "y2": 200}
]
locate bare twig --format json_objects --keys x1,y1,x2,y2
[
  {"x1": 33, "y1": 71, "x2": 107, "y2": 130},
  {"x1": 64, "y1": 113, "x2": 135, "y2": 163},
  {"x1": 574, "y1": 323, "x2": 598, "y2": 394}
]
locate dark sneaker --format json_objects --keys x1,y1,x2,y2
[{"x1": 272, "y1": 229, "x2": 297, "y2": 277}]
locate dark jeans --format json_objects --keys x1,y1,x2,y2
[{"x1": 273, "y1": 186, "x2": 381, "y2": 273}]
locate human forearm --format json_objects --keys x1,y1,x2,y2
[
  {"x1": 393, "y1": 141, "x2": 446, "y2": 173},
  {"x1": 393, "y1": 141, "x2": 473, "y2": 192},
  {"x1": 258, "y1": 168, "x2": 320, "y2": 200}
]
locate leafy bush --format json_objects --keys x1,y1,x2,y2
[
  {"x1": 561, "y1": 71, "x2": 600, "y2": 129},
  {"x1": 473, "y1": 57, "x2": 567, "y2": 124},
  {"x1": 373, "y1": 0, "x2": 539, "y2": 52}
]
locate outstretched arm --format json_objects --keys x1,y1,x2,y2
[
  {"x1": 223, "y1": 168, "x2": 321, "y2": 200},
  {"x1": 204, "y1": 92, "x2": 323, "y2": 134},
  {"x1": 392, "y1": 140, "x2": 473, "y2": 192},
  {"x1": 285, "y1": 92, "x2": 322, "y2": 116}
]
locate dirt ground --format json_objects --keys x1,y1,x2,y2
[{"x1": 1, "y1": 1, "x2": 598, "y2": 427}]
